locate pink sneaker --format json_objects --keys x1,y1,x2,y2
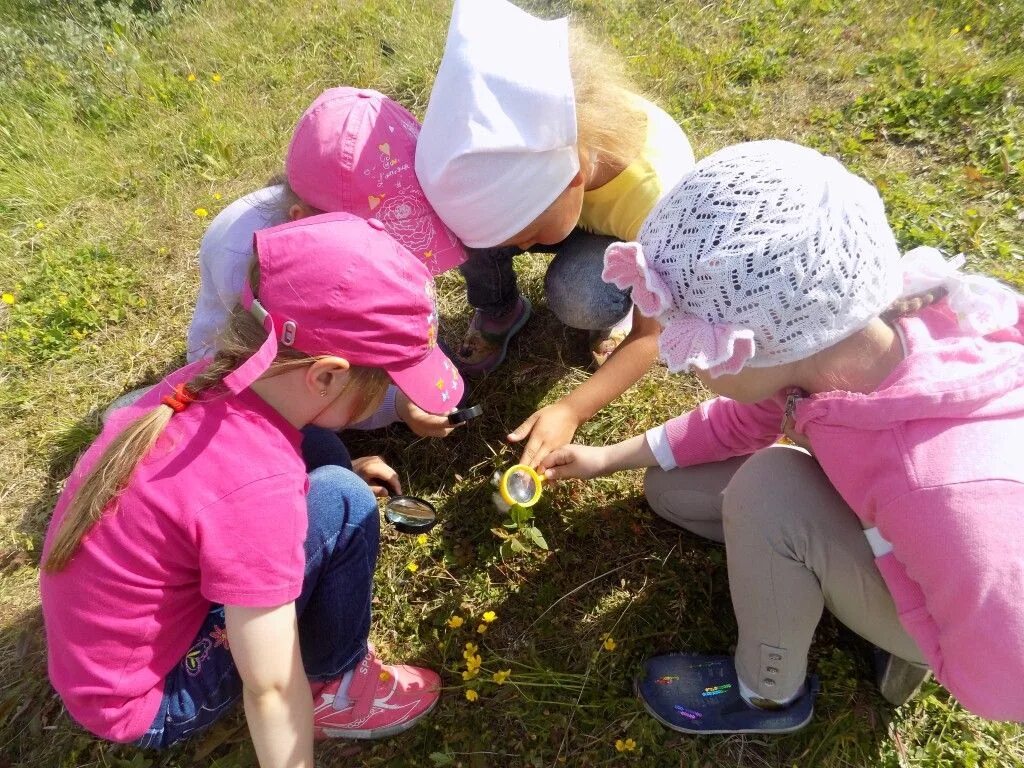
[{"x1": 312, "y1": 650, "x2": 440, "y2": 740}]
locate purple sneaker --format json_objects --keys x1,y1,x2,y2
[{"x1": 456, "y1": 296, "x2": 532, "y2": 376}]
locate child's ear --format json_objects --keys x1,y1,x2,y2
[
  {"x1": 306, "y1": 356, "x2": 351, "y2": 394},
  {"x1": 288, "y1": 202, "x2": 322, "y2": 221}
]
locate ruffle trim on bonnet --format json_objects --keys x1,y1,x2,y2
[{"x1": 603, "y1": 240, "x2": 1020, "y2": 376}]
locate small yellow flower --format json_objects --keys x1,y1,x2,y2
[
  {"x1": 602, "y1": 636, "x2": 617, "y2": 652},
  {"x1": 211, "y1": 73, "x2": 222, "y2": 83},
  {"x1": 615, "y1": 738, "x2": 636, "y2": 753},
  {"x1": 465, "y1": 654, "x2": 482, "y2": 673},
  {"x1": 447, "y1": 615, "x2": 464, "y2": 629},
  {"x1": 194, "y1": 208, "x2": 209, "y2": 219},
  {"x1": 964, "y1": 24, "x2": 972, "y2": 31},
  {"x1": 481, "y1": 610, "x2": 497, "y2": 624},
  {"x1": 416, "y1": 533, "x2": 429, "y2": 546},
  {"x1": 476, "y1": 623, "x2": 489, "y2": 634},
  {"x1": 406, "y1": 562, "x2": 419, "y2": 573},
  {"x1": 465, "y1": 689, "x2": 478, "y2": 702},
  {"x1": 2, "y1": 293, "x2": 14, "y2": 305},
  {"x1": 35, "y1": 220, "x2": 45, "y2": 230},
  {"x1": 461, "y1": 668, "x2": 478, "y2": 681},
  {"x1": 464, "y1": 642, "x2": 478, "y2": 654},
  {"x1": 105, "y1": 44, "x2": 114, "y2": 55},
  {"x1": 379, "y1": 670, "x2": 391, "y2": 682},
  {"x1": 187, "y1": 73, "x2": 196, "y2": 82},
  {"x1": 492, "y1": 669, "x2": 511, "y2": 685},
  {"x1": 212, "y1": 192, "x2": 223, "y2": 200}
]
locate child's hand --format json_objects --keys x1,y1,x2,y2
[
  {"x1": 539, "y1": 444, "x2": 610, "y2": 481},
  {"x1": 396, "y1": 391, "x2": 461, "y2": 438},
  {"x1": 352, "y1": 455, "x2": 402, "y2": 497},
  {"x1": 508, "y1": 402, "x2": 581, "y2": 468}
]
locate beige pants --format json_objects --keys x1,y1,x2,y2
[{"x1": 644, "y1": 445, "x2": 925, "y2": 701}]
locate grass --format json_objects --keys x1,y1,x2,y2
[{"x1": 1, "y1": 0, "x2": 1023, "y2": 765}]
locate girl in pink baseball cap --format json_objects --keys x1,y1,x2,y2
[
  {"x1": 41, "y1": 214, "x2": 464, "y2": 761},
  {"x1": 183, "y1": 86, "x2": 465, "y2": 441}
]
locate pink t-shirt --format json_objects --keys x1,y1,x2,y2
[{"x1": 39, "y1": 362, "x2": 309, "y2": 742}]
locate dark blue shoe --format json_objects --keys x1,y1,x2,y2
[{"x1": 636, "y1": 653, "x2": 818, "y2": 735}]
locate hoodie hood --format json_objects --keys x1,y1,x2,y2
[{"x1": 794, "y1": 296, "x2": 1024, "y2": 432}]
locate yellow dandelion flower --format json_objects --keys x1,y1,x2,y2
[
  {"x1": 213, "y1": 192, "x2": 223, "y2": 200},
  {"x1": 465, "y1": 654, "x2": 482, "y2": 673},
  {"x1": 2, "y1": 293, "x2": 14, "y2": 305},
  {"x1": 964, "y1": 23, "x2": 972, "y2": 31},
  {"x1": 211, "y1": 73, "x2": 222, "y2": 83},
  {"x1": 105, "y1": 44, "x2": 114, "y2": 55},
  {"x1": 464, "y1": 642, "x2": 478, "y2": 654},
  {"x1": 476, "y1": 624, "x2": 489, "y2": 634},
  {"x1": 187, "y1": 73, "x2": 196, "y2": 82},
  {"x1": 194, "y1": 208, "x2": 209, "y2": 219},
  {"x1": 602, "y1": 636, "x2": 617, "y2": 652},
  {"x1": 614, "y1": 738, "x2": 636, "y2": 753},
  {"x1": 461, "y1": 668, "x2": 478, "y2": 681},
  {"x1": 35, "y1": 220, "x2": 45, "y2": 230},
  {"x1": 447, "y1": 616, "x2": 464, "y2": 629},
  {"x1": 416, "y1": 533, "x2": 429, "y2": 546},
  {"x1": 492, "y1": 669, "x2": 511, "y2": 685},
  {"x1": 406, "y1": 562, "x2": 419, "y2": 573},
  {"x1": 465, "y1": 689, "x2": 478, "y2": 702},
  {"x1": 482, "y1": 610, "x2": 497, "y2": 623}
]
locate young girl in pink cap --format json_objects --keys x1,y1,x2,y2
[
  {"x1": 415, "y1": 0, "x2": 695, "y2": 469},
  {"x1": 540, "y1": 141, "x2": 1024, "y2": 733},
  {"x1": 40, "y1": 213, "x2": 464, "y2": 763},
  {"x1": 184, "y1": 87, "x2": 466, "y2": 441}
]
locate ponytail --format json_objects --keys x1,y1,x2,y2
[{"x1": 43, "y1": 260, "x2": 389, "y2": 571}]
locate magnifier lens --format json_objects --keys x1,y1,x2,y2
[
  {"x1": 384, "y1": 496, "x2": 437, "y2": 534},
  {"x1": 506, "y1": 469, "x2": 538, "y2": 504}
]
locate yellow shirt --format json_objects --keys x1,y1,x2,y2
[{"x1": 579, "y1": 96, "x2": 695, "y2": 241}]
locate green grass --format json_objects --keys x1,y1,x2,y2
[{"x1": 2, "y1": 0, "x2": 1023, "y2": 766}]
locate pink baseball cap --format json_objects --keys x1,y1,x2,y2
[
  {"x1": 223, "y1": 212, "x2": 464, "y2": 415},
  {"x1": 286, "y1": 87, "x2": 466, "y2": 277}
]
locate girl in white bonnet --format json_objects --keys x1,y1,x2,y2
[{"x1": 540, "y1": 140, "x2": 1024, "y2": 733}]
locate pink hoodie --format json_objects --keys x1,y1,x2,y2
[{"x1": 662, "y1": 298, "x2": 1024, "y2": 721}]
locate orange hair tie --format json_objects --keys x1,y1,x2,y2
[{"x1": 161, "y1": 384, "x2": 196, "y2": 414}]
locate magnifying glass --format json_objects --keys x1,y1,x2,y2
[
  {"x1": 383, "y1": 495, "x2": 438, "y2": 534},
  {"x1": 448, "y1": 404, "x2": 483, "y2": 425},
  {"x1": 498, "y1": 464, "x2": 544, "y2": 508}
]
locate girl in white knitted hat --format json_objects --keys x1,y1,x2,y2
[
  {"x1": 540, "y1": 140, "x2": 1024, "y2": 733},
  {"x1": 415, "y1": 0, "x2": 695, "y2": 470}
]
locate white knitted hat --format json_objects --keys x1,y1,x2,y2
[
  {"x1": 603, "y1": 140, "x2": 904, "y2": 374},
  {"x1": 414, "y1": 0, "x2": 579, "y2": 248}
]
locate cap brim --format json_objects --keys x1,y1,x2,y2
[{"x1": 387, "y1": 343, "x2": 465, "y2": 415}]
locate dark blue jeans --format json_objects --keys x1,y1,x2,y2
[
  {"x1": 459, "y1": 229, "x2": 632, "y2": 330},
  {"x1": 133, "y1": 429, "x2": 377, "y2": 749}
]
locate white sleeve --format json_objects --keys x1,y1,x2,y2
[{"x1": 645, "y1": 425, "x2": 677, "y2": 471}]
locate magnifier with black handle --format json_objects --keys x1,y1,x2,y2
[{"x1": 383, "y1": 493, "x2": 438, "y2": 534}]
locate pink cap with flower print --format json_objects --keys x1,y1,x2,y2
[
  {"x1": 222, "y1": 212, "x2": 464, "y2": 414},
  {"x1": 286, "y1": 87, "x2": 466, "y2": 277}
]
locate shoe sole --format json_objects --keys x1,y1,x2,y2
[
  {"x1": 636, "y1": 687, "x2": 813, "y2": 736},
  {"x1": 459, "y1": 298, "x2": 533, "y2": 377},
  {"x1": 318, "y1": 695, "x2": 439, "y2": 740}
]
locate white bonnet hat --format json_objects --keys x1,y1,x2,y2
[
  {"x1": 603, "y1": 140, "x2": 1020, "y2": 376},
  {"x1": 414, "y1": 0, "x2": 579, "y2": 248}
]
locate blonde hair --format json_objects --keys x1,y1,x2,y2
[
  {"x1": 259, "y1": 172, "x2": 323, "y2": 223},
  {"x1": 880, "y1": 286, "x2": 948, "y2": 322},
  {"x1": 569, "y1": 26, "x2": 647, "y2": 173},
  {"x1": 43, "y1": 260, "x2": 389, "y2": 572}
]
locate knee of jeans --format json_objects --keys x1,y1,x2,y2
[
  {"x1": 307, "y1": 466, "x2": 380, "y2": 543},
  {"x1": 545, "y1": 268, "x2": 628, "y2": 330}
]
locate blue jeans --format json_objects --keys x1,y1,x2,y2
[
  {"x1": 459, "y1": 229, "x2": 632, "y2": 330},
  {"x1": 133, "y1": 439, "x2": 378, "y2": 749}
]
